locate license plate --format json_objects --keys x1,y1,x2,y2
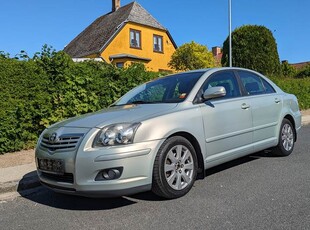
[{"x1": 37, "y1": 158, "x2": 65, "y2": 175}]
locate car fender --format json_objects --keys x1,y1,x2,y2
[
  {"x1": 277, "y1": 93, "x2": 302, "y2": 142},
  {"x1": 134, "y1": 105, "x2": 207, "y2": 159}
]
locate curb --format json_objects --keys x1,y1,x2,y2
[
  {"x1": 0, "y1": 173, "x2": 41, "y2": 195},
  {"x1": 301, "y1": 117, "x2": 310, "y2": 126}
]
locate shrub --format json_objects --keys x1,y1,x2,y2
[
  {"x1": 222, "y1": 25, "x2": 281, "y2": 76},
  {"x1": 0, "y1": 58, "x2": 49, "y2": 152},
  {"x1": 281, "y1": 62, "x2": 297, "y2": 78},
  {"x1": 269, "y1": 76, "x2": 310, "y2": 109},
  {"x1": 295, "y1": 64, "x2": 310, "y2": 78}
]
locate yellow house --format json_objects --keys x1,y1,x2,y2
[{"x1": 64, "y1": 0, "x2": 177, "y2": 72}]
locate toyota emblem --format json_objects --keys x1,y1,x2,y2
[{"x1": 49, "y1": 133, "x2": 59, "y2": 143}]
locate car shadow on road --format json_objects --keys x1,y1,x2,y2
[
  {"x1": 205, "y1": 150, "x2": 271, "y2": 177},
  {"x1": 17, "y1": 171, "x2": 41, "y2": 193},
  {"x1": 20, "y1": 185, "x2": 138, "y2": 210},
  {"x1": 18, "y1": 172, "x2": 138, "y2": 210},
  {"x1": 129, "y1": 150, "x2": 273, "y2": 201},
  {"x1": 19, "y1": 150, "x2": 274, "y2": 209}
]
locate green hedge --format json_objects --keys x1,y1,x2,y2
[
  {"x1": 0, "y1": 48, "x2": 159, "y2": 154},
  {"x1": 0, "y1": 46, "x2": 309, "y2": 154},
  {"x1": 276, "y1": 63, "x2": 310, "y2": 109},
  {"x1": 269, "y1": 76, "x2": 310, "y2": 110}
]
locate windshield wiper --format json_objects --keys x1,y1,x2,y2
[
  {"x1": 129, "y1": 100, "x2": 153, "y2": 104},
  {"x1": 112, "y1": 101, "x2": 160, "y2": 106}
]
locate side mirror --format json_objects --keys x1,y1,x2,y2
[{"x1": 203, "y1": 86, "x2": 226, "y2": 100}]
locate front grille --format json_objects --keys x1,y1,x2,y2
[
  {"x1": 41, "y1": 172, "x2": 74, "y2": 183},
  {"x1": 40, "y1": 133, "x2": 84, "y2": 152}
]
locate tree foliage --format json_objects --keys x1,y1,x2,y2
[
  {"x1": 168, "y1": 41, "x2": 216, "y2": 71},
  {"x1": 222, "y1": 25, "x2": 281, "y2": 76},
  {"x1": 281, "y1": 61, "x2": 297, "y2": 78}
]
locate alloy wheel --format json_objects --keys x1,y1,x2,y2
[
  {"x1": 164, "y1": 145, "x2": 194, "y2": 190},
  {"x1": 281, "y1": 123, "x2": 294, "y2": 151}
]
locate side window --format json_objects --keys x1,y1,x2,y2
[
  {"x1": 261, "y1": 78, "x2": 276, "y2": 94},
  {"x1": 202, "y1": 71, "x2": 241, "y2": 99},
  {"x1": 238, "y1": 71, "x2": 265, "y2": 95}
]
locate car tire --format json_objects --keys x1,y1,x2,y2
[
  {"x1": 273, "y1": 118, "x2": 295, "y2": 156},
  {"x1": 152, "y1": 136, "x2": 198, "y2": 199}
]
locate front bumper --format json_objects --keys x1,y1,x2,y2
[{"x1": 35, "y1": 127, "x2": 164, "y2": 197}]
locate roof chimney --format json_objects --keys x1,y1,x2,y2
[
  {"x1": 212, "y1": 46, "x2": 222, "y2": 57},
  {"x1": 112, "y1": 0, "x2": 120, "y2": 12}
]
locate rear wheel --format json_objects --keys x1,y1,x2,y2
[
  {"x1": 152, "y1": 136, "x2": 198, "y2": 199},
  {"x1": 273, "y1": 118, "x2": 295, "y2": 156}
]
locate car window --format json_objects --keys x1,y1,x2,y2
[
  {"x1": 238, "y1": 71, "x2": 266, "y2": 95},
  {"x1": 129, "y1": 84, "x2": 166, "y2": 103},
  {"x1": 114, "y1": 72, "x2": 204, "y2": 105},
  {"x1": 261, "y1": 77, "x2": 276, "y2": 94},
  {"x1": 202, "y1": 71, "x2": 241, "y2": 99}
]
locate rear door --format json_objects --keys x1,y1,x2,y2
[
  {"x1": 237, "y1": 70, "x2": 282, "y2": 151},
  {"x1": 198, "y1": 70, "x2": 253, "y2": 165}
]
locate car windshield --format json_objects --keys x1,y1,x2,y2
[{"x1": 113, "y1": 72, "x2": 204, "y2": 106}]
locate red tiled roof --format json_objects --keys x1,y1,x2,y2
[{"x1": 290, "y1": 61, "x2": 310, "y2": 70}]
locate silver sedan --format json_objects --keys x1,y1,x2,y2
[{"x1": 35, "y1": 67, "x2": 301, "y2": 199}]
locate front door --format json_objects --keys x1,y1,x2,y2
[{"x1": 198, "y1": 70, "x2": 253, "y2": 165}]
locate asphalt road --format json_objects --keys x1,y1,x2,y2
[{"x1": 1, "y1": 126, "x2": 310, "y2": 230}]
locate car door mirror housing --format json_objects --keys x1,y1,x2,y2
[{"x1": 203, "y1": 86, "x2": 226, "y2": 101}]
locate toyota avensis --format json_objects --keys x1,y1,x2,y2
[{"x1": 35, "y1": 67, "x2": 301, "y2": 199}]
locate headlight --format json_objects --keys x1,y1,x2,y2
[{"x1": 93, "y1": 123, "x2": 141, "y2": 147}]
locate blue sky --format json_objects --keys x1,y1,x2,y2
[{"x1": 1, "y1": 0, "x2": 309, "y2": 63}]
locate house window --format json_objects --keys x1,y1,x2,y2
[
  {"x1": 116, "y1": 62, "x2": 124, "y2": 68},
  {"x1": 153, "y1": 35, "x2": 163, "y2": 52},
  {"x1": 130, "y1": 29, "x2": 141, "y2": 49}
]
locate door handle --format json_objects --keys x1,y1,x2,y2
[
  {"x1": 275, "y1": 98, "x2": 281, "y2": 103},
  {"x1": 241, "y1": 103, "x2": 250, "y2": 109}
]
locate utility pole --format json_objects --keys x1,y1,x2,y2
[{"x1": 229, "y1": 0, "x2": 232, "y2": 67}]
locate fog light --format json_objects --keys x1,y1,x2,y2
[
  {"x1": 95, "y1": 167, "x2": 123, "y2": 181},
  {"x1": 102, "y1": 169, "x2": 120, "y2": 180}
]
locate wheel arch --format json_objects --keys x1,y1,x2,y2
[
  {"x1": 283, "y1": 114, "x2": 297, "y2": 142},
  {"x1": 168, "y1": 132, "x2": 205, "y2": 179}
]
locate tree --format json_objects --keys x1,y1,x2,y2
[
  {"x1": 222, "y1": 25, "x2": 281, "y2": 76},
  {"x1": 281, "y1": 61, "x2": 297, "y2": 78},
  {"x1": 168, "y1": 41, "x2": 216, "y2": 71}
]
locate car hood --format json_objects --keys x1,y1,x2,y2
[{"x1": 49, "y1": 104, "x2": 178, "y2": 129}]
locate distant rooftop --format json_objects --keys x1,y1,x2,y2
[{"x1": 290, "y1": 61, "x2": 310, "y2": 70}]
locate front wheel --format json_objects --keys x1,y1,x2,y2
[
  {"x1": 152, "y1": 136, "x2": 198, "y2": 199},
  {"x1": 273, "y1": 118, "x2": 295, "y2": 156}
]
